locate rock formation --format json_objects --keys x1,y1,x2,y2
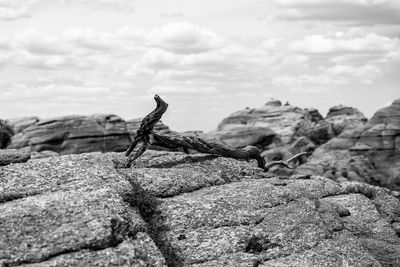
[
  {"x1": 1, "y1": 150, "x2": 399, "y2": 266},
  {"x1": 297, "y1": 99, "x2": 400, "y2": 191},
  {"x1": 9, "y1": 114, "x2": 131, "y2": 155},
  {"x1": 5, "y1": 116, "x2": 40, "y2": 134}
]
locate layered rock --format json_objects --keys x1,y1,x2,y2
[
  {"x1": 5, "y1": 116, "x2": 40, "y2": 134},
  {"x1": 9, "y1": 114, "x2": 131, "y2": 155},
  {"x1": 297, "y1": 99, "x2": 400, "y2": 191},
  {"x1": 1, "y1": 150, "x2": 399, "y2": 266},
  {"x1": 212, "y1": 100, "x2": 366, "y2": 151},
  {"x1": 325, "y1": 105, "x2": 367, "y2": 136}
]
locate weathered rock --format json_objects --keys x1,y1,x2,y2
[
  {"x1": 297, "y1": 98, "x2": 400, "y2": 191},
  {"x1": 0, "y1": 149, "x2": 30, "y2": 166},
  {"x1": 0, "y1": 152, "x2": 165, "y2": 266},
  {"x1": 5, "y1": 116, "x2": 40, "y2": 134},
  {"x1": 215, "y1": 100, "x2": 314, "y2": 146},
  {"x1": 325, "y1": 105, "x2": 367, "y2": 136},
  {"x1": 205, "y1": 125, "x2": 276, "y2": 148},
  {"x1": 0, "y1": 119, "x2": 14, "y2": 149},
  {"x1": 9, "y1": 114, "x2": 131, "y2": 155},
  {"x1": 2, "y1": 150, "x2": 400, "y2": 266},
  {"x1": 120, "y1": 151, "x2": 400, "y2": 266}
]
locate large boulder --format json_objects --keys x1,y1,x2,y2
[
  {"x1": 0, "y1": 119, "x2": 14, "y2": 149},
  {"x1": 1, "y1": 150, "x2": 399, "y2": 266},
  {"x1": 297, "y1": 99, "x2": 400, "y2": 190},
  {"x1": 9, "y1": 114, "x2": 131, "y2": 155},
  {"x1": 5, "y1": 116, "x2": 40, "y2": 134},
  {"x1": 325, "y1": 105, "x2": 367, "y2": 136},
  {"x1": 205, "y1": 125, "x2": 276, "y2": 149}
]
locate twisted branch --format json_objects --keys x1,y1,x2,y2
[{"x1": 124, "y1": 94, "x2": 307, "y2": 171}]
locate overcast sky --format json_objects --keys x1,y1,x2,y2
[{"x1": 0, "y1": 0, "x2": 399, "y2": 131}]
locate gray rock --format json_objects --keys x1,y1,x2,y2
[
  {"x1": 297, "y1": 98, "x2": 400, "y2": 190},
  {"x1": 6, "y1": 116, "x2": 40, "y2": 134},
  {"x1": 1, "y1": 150, "x2": 399, "y2": 266},
  {"x1": 9, "y1": 114, "x2": 131, "y2": 155},
  {"x1": 0, "y1": 149, "x2": 30, "y2": 166}
]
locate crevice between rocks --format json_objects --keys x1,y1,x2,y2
[{"x1": 120, "y1": 172, "x2": 184, "y2": 267}]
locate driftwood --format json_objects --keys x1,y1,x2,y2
[{"x1": 124, "y1": 95, "x2": 307, "y2": 171}]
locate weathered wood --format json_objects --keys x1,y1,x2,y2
[{"x1": 123, "y1": 94, "x2": 306, "y2": 171}]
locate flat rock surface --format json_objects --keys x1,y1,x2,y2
[{"x1": 1, "y1": 150, "x2": 399, "y2": 266}]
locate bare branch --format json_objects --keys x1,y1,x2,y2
[{"x1": 123, "y1": 94, "x2": 307, "y2": 171}]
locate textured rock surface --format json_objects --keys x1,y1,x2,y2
[
  {"x1": 212, "y1": 100, "x2": 366, "y2": 155},
  {"x1": 325, "y1": 105, "x2": 367, "y2": 136},
  {"x1": 205, "y1": 125, "x2": 276, "y2": 148},
  {"x1": 297, "y1": 99, "x2": 400, "y2": 191},
  {"x1": 1, "y1": 150, "x2": 399, "y2": 266},
  {"x1": 9, "y1": 114, "x2": 131, "y2": 155},
  {"x1": 0, "y1": 119, "x2": 14, "y2": 149},
  {"x1": 6, "y1": 116, "x2": 40, "y2": 134},
  {"x1": 0, "y1": 149, "x2": 30, "y2": 166}
]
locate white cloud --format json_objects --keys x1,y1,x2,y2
[
  {"x1": 147, "y1": 22, "x2": 225, "y2": 54},
  {"x1": 272, "y1": 74, "x2": 347, "y2": 87},
  {"x1": 0, "y1": 0, "x2": 35, "y2": 20},
  {"x1": 292, "y1": 29, "x2": 399, "y2": 54},
  {"x1": 273, "y1": 0, "x2": 400, "y2": 25}
]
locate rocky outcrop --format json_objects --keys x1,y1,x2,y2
[
  {"x1": 0, "y1": 119, "x2": 14, "y2": 149},
  {"x1": 0, "y1": 149, "x2": 30, "y2": 166},
  {"x1": 206, "y1": 126, "x2": 276, "y2": 149},
  {"x1": 212, "y1": 100, "x2": 366, "y2": 152},
  {"x1": 325, "y1": 105, "x2": 367, "y2": 136},
  {"x1": 5, "y1": 116, "x2": 40, "y2": 134},
  {"x1": 1, "y1": 150, "x2": 399, "y2": 266},
  {"x1": 297, "y1": 99, "x2": 400, "y2": 191},
  {"x1": 9, "y1": 114, "x2": 131, "y2": 155}
]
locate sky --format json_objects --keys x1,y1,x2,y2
[{"x1": 0, "y1": 0, "x2": 399, "y2": 131}]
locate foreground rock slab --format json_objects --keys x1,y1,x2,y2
[{"x1": 1, "y1": 151, "x2": 399, "y2": 266}]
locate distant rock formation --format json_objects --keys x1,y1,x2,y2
[
  {"x1": 210, "y1": 100, "x2": 367, "y2": 169},
  {"x1": 1, "y1": 150, "x2": 399, "y2": 266},
  {"x1": 9, "y1": 114, "x2": 131, "y2": 154},
  {"x1": 0, "y1": 119, "x2": 14, "y2": 149},
  {"x1": 6, "y1": 116, "x2": 40, "y2": 134},
  {"x1": 297, "y1": 99, "x2": 400, "y2": 190}
]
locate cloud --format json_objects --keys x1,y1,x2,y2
[
  {"x1": 273, "y1": 0, "x2": 400, "y2": 25},
  {"x1": 291, "y1": 28, "x2": 399, "y2": 54},
  {"x1": 147, "y1": 22, "x2": 225, "y2": 54},
  {"x1": 0, "y1": 0, "x2": 34, "y2": 20},
  {"x1": 160, "y1": 12, "x2": 184, "y2": 19},
  {"x1": 272, "y1": 74, "x2": 347, "y2": 87}
]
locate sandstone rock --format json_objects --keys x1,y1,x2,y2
[
  {"x1": 0, "y1": 149, "x2": 30, "y2": 166},
  {"x1": 5, "y1": 116, "x2": 40, "y2": 134},
  {"x1": 2, "y1": 150, "x2": 399, "y2": 266},
  {"x1": 0, "y1": 119, "x2": 14, "y2": 149},
  {"x1": 297, "y1": 98, "x2": 400, "y2": 191},
  {"x1": 325, "y1": 105, "x2": 367, "y2": 136},
  {"x1": 206, "y1": 125, "x2": 276, "y2": 148},
  {"x1": 9, "y1": 114, "x2": 131, "y2": 155}
]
